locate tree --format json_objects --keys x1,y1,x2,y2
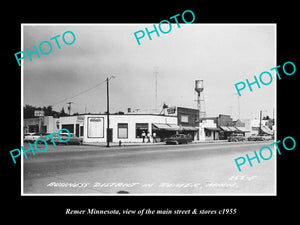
[
  {"x1": 59, "y1": 107, "x2": 68, "y2": 117},
  {"x1": 24, "y1": 104, "x2": 60, "y2": 118},
  {"x1": 43, "y1": 105, "x2": 54, "y2": 116}
]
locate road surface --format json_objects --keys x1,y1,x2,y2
[{"x1": 22, "y1": 141, "x2": 276, "y2": 195}]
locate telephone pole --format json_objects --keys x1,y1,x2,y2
[
  {"x1": 154, "y1": 66, "x2": 159, "y2": 111},
  {"x1": 67, "y1": 102, "x2": 74, "y2": 115},
  {"x1": 259, "y1": 110, "x2": 262, "y2": 135},
  {"x1": 106, "y1": 76, "x2": 115, "y2": 148}
]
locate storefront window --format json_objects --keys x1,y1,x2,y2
[
  {"x1": 62, "y1": 124, "x2": 74, "y2": 134},
  {"x1": 181, "y1": 115, "x2": 189, "y2": 123},
  {"x1": 118, "y1": 123, "x2": 128, "y2": 139},
  {"x1": 136, "y1": 123, "x2": 148, "y2": 138}
]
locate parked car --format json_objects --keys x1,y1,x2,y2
[
  {"x1": 260, "y1": 134, "x2": 274, "y2": 141},
  {"x1": 227, "y1": 133, "x2": 245, "y2": 142},
  {"x1": 247, "y1": 135, "x2": 264, "y2": 141},
  {"x1": 165, "y1": 134, "x2": 193, "y2": 145},
  {"x1": 24, "y1": 133, "x2": 42, "y2": 143},
  {"x1": 45, "y1": 133, "x2": 83, "y2": 145}
]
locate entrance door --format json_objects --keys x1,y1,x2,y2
[{"x1": 75, "y1": 124, "x2": 80, "y2": 137}]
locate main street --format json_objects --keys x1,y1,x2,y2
[{"x1": 23, "y1": 141, "x2": 276, "y2": 195}]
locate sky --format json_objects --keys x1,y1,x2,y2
[{"x1": 23, "y1": 24, "x2": 276, "y2": 120}]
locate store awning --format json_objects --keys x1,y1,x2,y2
[
  {"x1": 236, "y1": 127, "x2": 250, "y2": 132},
  {"x1": 181, "y1": 126, "x2": 198, "y2": 131},
  {"x1": 261, "y1": 126, "x2": 273, "y2": 135},
  {"x1": 227, "y1": 126, "x2": 238, "y2": 131},
  {"x1": 153, "y1": 123, "x2": 179, "y2": 131},
  {"x1": 204, "y1": 127, "x2": 220, "y2": 131},
  {"x1": 219, "y1": 126, "x2": 231, "y2": 131}
]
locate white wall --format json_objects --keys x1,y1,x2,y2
[{"x1": 82, "y1": 114, "x2": 178, "y2": 143}]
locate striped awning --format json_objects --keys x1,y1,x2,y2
[
  {"x1": 227, "y1": 126, "x2": 238, "y2": 131},
  {"x1": 236, "y1": 127, "x2": 250, "y2": 132},
  {"x1": 219, "y1": 126, "x2": 231, "y2": 131},
  {"x1": 153, "y1": 123, "x2": 179, "y2": 131},
  {"x1": 180, "y1": 126, "x2": 198, "y2": 131}
]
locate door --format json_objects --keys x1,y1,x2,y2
[{"x1": 75, "y1": 124, "x2": 80, "y2": 137}]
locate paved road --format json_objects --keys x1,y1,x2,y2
[{"x1": 23, "y1": 141, "x2": 276, "y2": 195}]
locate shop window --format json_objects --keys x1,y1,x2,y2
[
  {"x1": 136, "y1": 123, "x2": 148, "y2": 138},
  {"x1": 61, "y1": 124, "x2": 74, "y2": 133},
  {"x1": 181, "y1": 115, "x2": 189, "y2": 123},
  {"x1": 118, "y1": 123, "x2": 128, "y2": 139}
]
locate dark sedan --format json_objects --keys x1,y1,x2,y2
[
  {"x1": 165, "y1": 134, "x2": 193, "y2": 145},
  {"x1": 228, "y1": 133, "x2": 245, "y2": 142},
  {"x1": 247, "y1": 135, "x2": 264, "y2": 141}
]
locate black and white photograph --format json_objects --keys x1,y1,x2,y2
[{"x1": 21, "y1": 24, "x2": 276, "y2": 195}]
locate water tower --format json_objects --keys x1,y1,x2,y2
[{"x1": 195, "y1": 80, "x2": 206, "y2": 120}]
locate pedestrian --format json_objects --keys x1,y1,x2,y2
[
  {"x1": 152, "y1": 132, "x2": 157, "y2": 143},
  {"x1": 147, "y1": 132, "x2": 151, "y2": 143},
  {"x1": 141, "y1": 131, "x2": 146, "y2": 143}
]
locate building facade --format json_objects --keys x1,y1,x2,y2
[{"x1": 23, "y1": 106, "x2": 206, "y2": 143}]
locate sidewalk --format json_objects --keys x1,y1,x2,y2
[{"x1": 83, "y1": 139, "x2": 227, "y2": 148}]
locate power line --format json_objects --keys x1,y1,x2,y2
[{"x1": 50, "y1": 79, "x2": 107, "y2": 107}]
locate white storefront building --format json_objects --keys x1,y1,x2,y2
[{"x1": 57, "y1": 114, "x2": 178, "y2": 143}]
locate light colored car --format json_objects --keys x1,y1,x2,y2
[
  {"x1": 24, "y1": 133, "x2": 42, "y2": 143},
  {"x1": 260, "y1": 135, "x2": 274, "y2": 141},
  {"x1": 46, "y1": 133, "x2": 83, "y2": 145}
]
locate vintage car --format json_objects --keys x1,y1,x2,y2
[
  {"x1": 227, "y1": 133, "x2": 245, "y2": 142},
  {"x1": 39, "y1": 133, "x2": 83, "y2": 145},
  {"x1": 165, "y1": 134, "x2": 193, "y2": 145},
  {"x1": 247, "y1": 134, "x2": 264, "y2": 141},
  {"x1": 24, "y1": 133, "x2": 42, "y2": 142}
]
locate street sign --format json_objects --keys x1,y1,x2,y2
[{"x1": 34, "y1": 110, "x2": 44, "y2": 117}]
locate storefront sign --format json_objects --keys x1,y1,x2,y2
[
  {"x1": 167, "y1": 107, "x2": 176, "y2": 114},
  {"x1": 76, "y1": 116, "x2": 85, "y2": 122}
]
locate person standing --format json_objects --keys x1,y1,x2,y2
[
  {"x1": 147, "y1": 132, "x2": 151, "y2": 143},
  {"x1": 141, "y1": 131, "x2": 146, "y2": 143},
  {"x1": 152, "y1": 132, "x2": 157, "y2": 143}
]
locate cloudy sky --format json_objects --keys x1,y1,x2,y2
[{"x1": 23, "y1": 24, "x2": 275, "y2": 120}]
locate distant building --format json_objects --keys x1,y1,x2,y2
[
  {"x1": 241, "y1": 118, "x2": 274, "y2": 136},
  {"x1": 200, "y1": 119, "x2": 220, "y2": 140},
  {"x1": 201, "y1": 114, "x2": 249, "y2": 140}
]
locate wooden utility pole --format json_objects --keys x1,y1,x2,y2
[
  {"x1": 106, "y1": 76, "x2": 115, "y2": 148},
  {"x1": 106, "y1": 77, "x2": 110, "y2": 147},
  {"x1": 259, "y1": 110, "x2": 262, "y2": 135},
  {"x1": 67, "y1": 102, "x2": 74, "y2": 115}
]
